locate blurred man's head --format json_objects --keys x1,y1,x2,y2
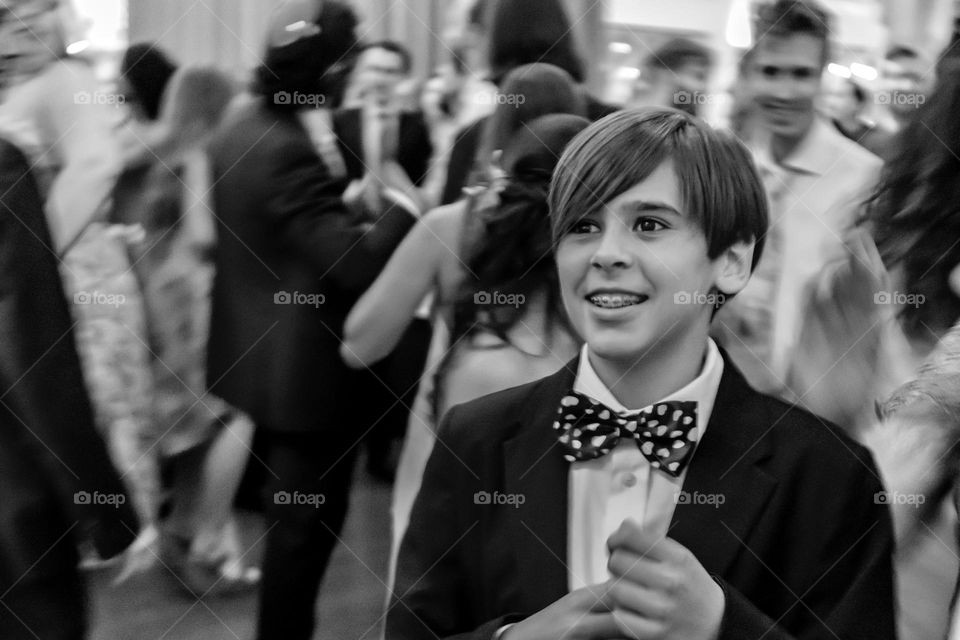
[
  {"x1": 640, "y1": 38, "x2": 713, "y2": 116},
  {"x1": 256, "y1": 0, "x2": 359, "y2": 109},
  {"x1": 744, "y1": 0, "x2": 831, "y2": 149},
  {"x1": 353, "y1": 41, "x2": 411, "y2": 107},
  {"x1": 882, "y1": 46, "x2": 934, "y2": 122}
]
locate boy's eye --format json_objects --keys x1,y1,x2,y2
[
  {"x1": 567, "y1": 219, "x2": 599, "y2": 235},
  {"x1": 634, "y1": 217, "x2": 666, "y2": 233}
]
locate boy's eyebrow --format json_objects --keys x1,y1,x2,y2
[{"x1": 616, "y1": 200, "x2": 684, "y2": 217}]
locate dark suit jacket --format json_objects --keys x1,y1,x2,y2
[
  {"x1": 0, "y1": 139, "x2": 136, "y2": 594},
  {"x1": 387, "y1": 352, "x2": 896, "y2": 640},
  {"x1": 333, "y1": 108, "x2": 433, "y2": 187},
  {"x1": 206, "y1": 100, "x2": 416, "y2": 432}
]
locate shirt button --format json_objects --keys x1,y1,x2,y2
[{"x1": 622, "y1": 473, "x2": 637, "y2": 488}]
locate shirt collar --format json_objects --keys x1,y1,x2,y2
[
  {"x1": 573, "y1": 339, "x2": 724, "y2": 439},
  {"x1": 753, "y1": 116, "x2": 844, "y2": 177}
]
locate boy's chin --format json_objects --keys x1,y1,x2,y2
[{"x1": 585, "y1": 337, "x2": 654, "y2": 367}]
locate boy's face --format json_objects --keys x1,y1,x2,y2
[
  {"x1": 747, "y1": 33, "x2": 823, "y2": 143},
  {"x1": 674, "y1": 60, "x2": 710, "y2": 98},
  {"x1": 555, "y1": 160, "x2": 745, "y2": 368}
]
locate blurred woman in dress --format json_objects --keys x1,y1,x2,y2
[
  {"x1": 118, "y1": 65, "x2": 259, "y2": 594},
  {"x1": 342, "y1": 112, "x2": 590, "y2": 586}
]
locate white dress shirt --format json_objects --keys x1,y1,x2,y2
[
  {"x1": 567, "y1": 339, "x2": 724, "y2": 590},
  {"x1": 298, "y1": 107, "x2": 348, "y2": 179},
  {"x1": 714, "y1": 117, "x2": 881, "y2": 397}
]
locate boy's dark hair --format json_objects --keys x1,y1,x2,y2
[
  {"x1": 360, "y1": 40, "x2": 412, "y2": 74},
  {"x1": 487, "y1": 0, "x2": 585, "y2": 85},
  {"x1": 751, "y1": 0, "x2": 833, "y2": 68},
  {"x1": 549, "y1": 108, "x2": 768, "y2": 276},
  {"x1": 645, "y1": 38, "x2": 713, "y2": 73}
]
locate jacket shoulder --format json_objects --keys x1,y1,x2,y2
[
  {"x1": 437, "y1": 374, "x2": 564, "y2": 449},
  {"x1": 750, "y1": 390, "x2": 881, "y2": 483}
]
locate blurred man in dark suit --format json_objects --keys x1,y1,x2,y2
[
  {"x1": 0, "y1": 137, "x2": 136, "y2": 640},
  {"x1": 334, "y1": 40, "x2": 434, "y2": 482},
  {"x1": 335, "y1": 41, "x2": 432, "y2": 206},
  {"x1": 205, "y1": 2, "x2": 418, "y2": 638}
]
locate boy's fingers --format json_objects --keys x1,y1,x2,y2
[{"x1": 607, "y1": 519, "x2": 682, "y2": 563}]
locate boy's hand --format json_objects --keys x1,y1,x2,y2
[
  {"x1": 606, "y1": 519, "x2": 725, "y2": 640},
  {"x1": 502, "y1": 583, "x2": 621, "y2": 640}
]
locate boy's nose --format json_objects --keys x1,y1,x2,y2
[{"x1": 590, "y1": 226, "x2": 633, "y2": 270}]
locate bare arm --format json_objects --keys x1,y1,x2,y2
[{"x1": 341, "y1": 201, "x2": 466, "y2": 368}]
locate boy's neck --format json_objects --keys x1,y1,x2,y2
[{"x1": 587, "y1": 338, "x2": 709, "y2": 410}]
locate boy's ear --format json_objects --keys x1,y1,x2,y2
[{"x1": 713, "y1": 238, "x2": 755, "y2": 296}]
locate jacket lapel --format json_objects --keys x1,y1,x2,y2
[
  {"x1": 502, "y1": 358, "x2": 578, "y2": 608},
  {"x1": 669, "y1": 352, "x2": 778, "y2": 578}
]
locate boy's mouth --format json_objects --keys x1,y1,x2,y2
[{"x1": 587, "y1": 293, "x2": 647, "y2": 309}]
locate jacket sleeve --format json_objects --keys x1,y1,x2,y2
[
  {"x1": 387, "y1": 405, "x2": 524, "y2": 640},
  {"x1": 264, "y1": 134, "x2": 416, "y2": 292}
]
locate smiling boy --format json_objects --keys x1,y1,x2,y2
[{"x1": 386, "y1": 109, "x2": 895, "y2": 640}]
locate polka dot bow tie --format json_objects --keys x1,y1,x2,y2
[{"x1": 553, "y1": 390, "x2": 699, "y2": 477}]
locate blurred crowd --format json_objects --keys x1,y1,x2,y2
[{"x1": 0, "y1": 0, "x2": 959, "y2": 639}]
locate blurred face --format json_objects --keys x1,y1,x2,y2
[
  {"x1": 0, "y1": 0, "x2": 62, "y2": 80},
  {"x1": 882, "y1": 55, "x2": 932, "y2": 118},
  {"x1": 354, "y1": 46, "x2": 406, "y2": 106},
  {"x1": 555, "y1": 160, "x2": 729, "y2": 370},
  {"x1": 747, "y1": 34, "x2": 823, "y2": 143},
  {"x1": 674, "y1": 60, "x2": 710, "y2": 97}
]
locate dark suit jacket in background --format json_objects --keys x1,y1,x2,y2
[
  {"x1": 333, "y1": 108, "x2": 433, "y2": 187},
  {"x1": 0, "y1": 139, "x2": 136, "y2": 637},
  {"x1": 206, "y1": 100, "x2": 416, "y2": 432},
  {"x1": 387, "y1": 353, "x2": 896, "y2": 640}
]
